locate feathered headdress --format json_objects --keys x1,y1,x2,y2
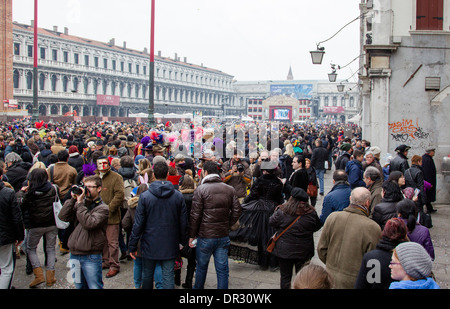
[
  {"x1": 82, "y1": 163, "x2": 97, "y2": 177},
  {"x1": 140, "y1": 136, "x2": 151, "y2": 147}
]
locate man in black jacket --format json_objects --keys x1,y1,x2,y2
[
  {"x1": 0, "y1": 181, "x2": 24, "y2": 289},
  {"x1": 390, "y1": 144, "x2": 410, "y2": 175},
  {"x1": 310, "y1": 139, "x2": 329, "y2": 195},
  {"x1": 4, "y1": 152, "x2": 32, "y2": 192}
]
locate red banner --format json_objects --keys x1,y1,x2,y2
[
  {"x1": 97, "y1": 95, "x2": 120, "y2": 106},
  {"x1": 323, "y1": 106, "x2": 345, "y2": 114}
]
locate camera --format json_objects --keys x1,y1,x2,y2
[
  {"x1": 71, "y1": 185, "x2": 84, "y2": 195},
  {"x1": 237, "y1": 163, "x2": 244, "y2": 173}
]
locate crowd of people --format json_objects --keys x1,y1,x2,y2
[{"x1": 0, "y1": 118, "x2": 440, "y2": 289}]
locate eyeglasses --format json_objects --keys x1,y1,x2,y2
[{"x1": 85, "y1": 185, "x2": 98, "y2": 189}]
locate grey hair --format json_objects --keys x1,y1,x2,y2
[
  {"x1": 350, "y1": 187, "x2": 371, "y2": 206},
  {"x1": 364, "y1": 166, "x2": 381, "y2": 181},
  {"x1": 5, "y1": 152, "x2": 22, "y2": 164}
]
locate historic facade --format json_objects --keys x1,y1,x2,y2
[
  {"x1": 233, "y1": 79, "x2": 360, "y2": 123},
  {"x1": 11, "y1": 21, "x2": 242, "y2": 119}
]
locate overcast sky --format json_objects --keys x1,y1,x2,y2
[{"x1": 12, "y1": 0, "x2": 362, "y2": 82}]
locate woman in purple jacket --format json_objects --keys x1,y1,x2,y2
[{"x1": 396, "y1": 199, "x2": 435, "y2": 260}]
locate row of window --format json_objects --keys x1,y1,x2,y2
[
  {"x1": 13, "y1": 70, "x2": 228, "y2": 104},
  {"x1": 13, "y1": 42, "x2": 231, "y2": 87}
]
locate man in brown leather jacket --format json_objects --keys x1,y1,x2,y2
[{"x1": 189, "y1": 161, "x2": 241, "y2": 289}]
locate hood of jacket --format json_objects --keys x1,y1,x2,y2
[
  {"x1": 118, "y1": 167, "x2": 136, "y2": 180},
  {"x1": 127, "y1": 196, "x2": 139, "y2": 209},
  {"x1": 148, "y1": 180, "x2": 175, "y2": 198},
  {"x1": 390, "y1": 277, "x2": 440, "y2": 289},
  {"x1": 347, "y1": 159, "x2": 362, "y2": 169},
  {"x1": 40, "y1": 149, "x2": 52, "y2": 157}
]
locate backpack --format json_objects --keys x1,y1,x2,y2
[{"x1": 122, "y1": 178, "x2": 137, "y2": 208}]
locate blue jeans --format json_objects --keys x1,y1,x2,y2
[
  {"x1": 141, "y1": 258, "x2": 174, "y2": 289},
  {"x1": 69, "y1": 253, "x2": 103, "y2": 289},
  {"x1": 194, "y1": 236, "x2": 230, "y2": 289},
  {"x1": 133, "y1": 257, "x2": 143, "y2": 289},
  {"x1": 316, "y1": 169, "x2": 325, "y2": 194}
]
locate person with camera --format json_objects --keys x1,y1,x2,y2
[
  {"x1": 58, "y1": 176, "x2": 110, "y2": 289},
  {"x1": 222, "y1": 149, "x2": 251, "y2": 203}
]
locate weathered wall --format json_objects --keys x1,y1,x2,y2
[{"x1": 388, "y1": 34, "x2": 450, "y2": 203}]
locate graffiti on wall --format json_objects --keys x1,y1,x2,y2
[{"x1": 388, "y1": 119, "x2": 430, "y2": 143}]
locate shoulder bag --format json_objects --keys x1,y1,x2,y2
[
  {"x1": 52, "y1": 185, "x2": 70, "y2": 229},
  {"x1": 266, "y1": 215, "x2": 301, "y2": 253}
]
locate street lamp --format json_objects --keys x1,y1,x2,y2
[
  {"x1": 310, "y1": 45, "x2": 325, "y2": 65},
  {"x1": 337, "y1": 83, "x2": 345, "y2": 92},
  {"x1": 147, "y1": 0, "x2": 156, "y2": 128},
  {"x1": 328, "y1": 64, "x2": 338, "y2": 82}
]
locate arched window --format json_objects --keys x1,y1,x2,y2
[
  {"x1": 63, "y1": 76, "x2": 69, "y2": 92},
  {"x1": 51, "y1": 74, "x2": 57, "y2": 91},
  {"x1": 39, "y1": 73, "x2": 45, "y2": 91},
  {"x1": 13, "y1": 70, "x2": 20, "y2": 88},
  {"x1": 73, "y1": 77, "x2": 79, "y2": 92},
  {"x1": 26, "y1": 72, "x2": 33, "y2": 89}
]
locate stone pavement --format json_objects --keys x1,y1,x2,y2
[{"x1": 10, "y1": 168, "x2": 449, "y2": 289}]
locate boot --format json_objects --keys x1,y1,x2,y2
[
  {"x1": 46, "y1": 270, "x2": 56, "y2": 287},
  {"x1": 29, "y1": 267, "x2": 45, "y2": 288},
  {"x1": 26, "y1": 256, "x2": 33, "y2": 275},
  {"x1": 182, "y1": 266, "x2": 195, "y2": 289},
  {"x1": 174, "y1": 269, "x2": 181, "y2": 286}
]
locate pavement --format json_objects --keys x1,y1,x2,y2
[{"x1": 10, "y1": 168, "x2": 449, "y2": 290}]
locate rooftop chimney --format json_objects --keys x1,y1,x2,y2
[
  {"x1": 184, "y1": 57, "x2": 187, "y2": 63},
  {"x1": 109, "y1": 38, "x2": 115, "y2": 46},
  {"x1": 53, "y1": 26, "x2": 58, "y2": 32},
  {"x1": 64, "y1": 27, "x2": 69, "y2": 35},
  {"x1": 123, "y1": 41, "x2": 127, "y2": 49},
  {"x1": 174, "y1": 53, "x2": 178, "y2": 61},
  {"x1": 158, "y1": 51, "x2": 161, "y2": 57}
]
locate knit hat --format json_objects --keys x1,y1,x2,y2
[
  {"x1": 395, "y1": 242, "x2": 432, "y2": 279},
  {"x1": 340, "y1": 143, "x2": 352, "y2": 152}
]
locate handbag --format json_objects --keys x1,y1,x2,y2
[
  {"x1": 307, "y1": 182, "x2": 318, "y2": 197},
  {"x1": 266, "y1": 215, "x2": 301, "y2": 253},
  {"x1": 52, "y1": 185, "x2": 70, "y2": 229}
]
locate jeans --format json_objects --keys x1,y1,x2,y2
[
  {"x1": 141, "y1": 258, "x2": 174, "y2": 289},
  {"x1": 194, "y1": 236, "x2": 230, "y2": 289},
  {"x1": 133, "y1": 257, "x2": 143, "y2": 289},
  {"x1": 316, "y1": 169, "x2": 325, "y2": 194},
  {"x1": 27, "y1": 226, "x2": 58, "y2": 270},
  {"x1": 69, "y1": 253, "x2": 103, "y2": 289},
  {"x1": 0, "y1": 243, "x2": 16, "y2": 289}
]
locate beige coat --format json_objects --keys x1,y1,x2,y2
[
  {"x1": 47, "y1": 162, "x2": 78, "y2": 199},
  {"x1": 317, "y1": 206, "x2": 381, "y2": 289}
]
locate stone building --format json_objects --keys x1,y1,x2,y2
[
  {"x1": 359, "y1": 0, "x2": 450, "y2": 202},
  {"x1": 10, "y1": 20, "x2": 241, "y2": 119}
]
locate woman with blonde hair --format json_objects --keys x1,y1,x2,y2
[
  {"x1": 281, "y1": 144, "x2": 295, "y2": 179},
  {"x1": 292, "y1": 263, "x2": 333, "y2": 289}
]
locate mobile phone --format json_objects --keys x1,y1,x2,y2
[{"x1": 414, "y1": 188, "x2": 420, "y2": 197}]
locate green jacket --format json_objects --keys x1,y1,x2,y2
[
  {"x1": 317, "y1": 205, "x2": 381, "y2": 289},
  {"x1": 95, "y1": 169, "x2": 124, "y2": 225}
]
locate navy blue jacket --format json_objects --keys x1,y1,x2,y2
[
  {"x1": 345, "y1": 160, "x2": 366, "y2": 189},
  {"x1": 320, "y1": 182, "x2": 351, "y2": 224},
  {"x1": 128, "y1": 180, "x2": 188, "y2": 260}
]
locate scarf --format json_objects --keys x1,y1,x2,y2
[{"x1": 348, "y1": 203, "x2": 370, "y2": 217}]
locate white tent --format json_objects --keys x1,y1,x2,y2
[{"x1": 347, "y1": 114, "x2": 361, "y2": 122}]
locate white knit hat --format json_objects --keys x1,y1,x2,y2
[{"x1": 395, "y1": 242, "x2": 432, "y2": 280}]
